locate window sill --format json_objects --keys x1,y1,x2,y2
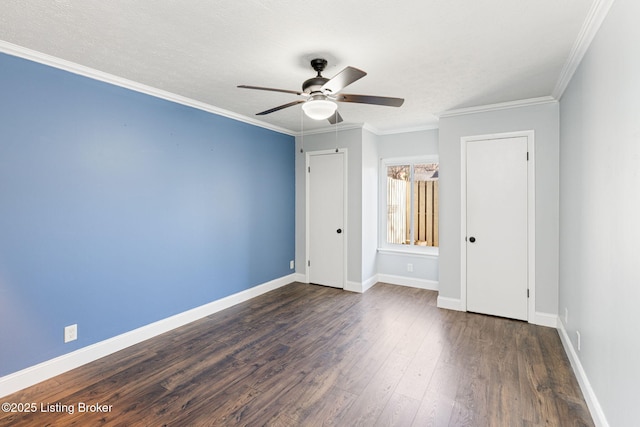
[{"x1": 377, "y1": 247, "x2": 439, "y2": 259}]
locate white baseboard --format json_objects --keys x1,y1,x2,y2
[
  {"x1": 343, "y1": 274, "x2": 378, "y2": 293},
  {"x1": 0, "y1": 273, "x2": 296, "y2": 398},
  {"x1": 342, "y1": 275, "x2": 372, "y2": 293},
  {"x1": 344, "y1": 280, "x2": 363, "y2": 293},
  {"x1": 436, "y1": 296, "x2": 464, "y2": 311},
  {"x1": 297, "y1": 274, "x2": 376, "y2": 294},
  {"x1": 557, "y1": 320, "x2": 609, "y2": 427},
  {"x1": 531, "y1": 311, "x2": 558, "y2": 328},
  {"x1": 362, "y1": 274, "x2": 378, "y2": 292},
  {"x1": 434, "y1": 300, "x2": 560, "y2": 328},
  {"x1": 377, "y1": 274, "x2": 438, "y2": 291}
]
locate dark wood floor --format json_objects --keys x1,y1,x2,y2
[{"x1": 1, "y1": 282, "x2": 593, "y2": 426}]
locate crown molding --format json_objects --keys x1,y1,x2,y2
[
  {"x1": 294, "y1": 121, "x2": 440, "y2": 137},
  {"x1": 363, "y1": 122, "x2": 438, "y2": 136},
  {"x1": 294, "y1": 122, "x2": 365, "y2": 137},
  {"x1": 438, "y1": 96, "x2": 557, "y2": 118},
  {"x1": 1, "y1": 41, "x2": 441, "y2": 138},
  {"x1": 362, "y1": 122, "x2": 381, "y2": 135},
  {"x1": 0, "y1": 41, "x2": 296, "y2": 136},
  {"x1": 375, "y1": 123, "x2": 439, "y2": 135},
  {"x1": 552, "y1": 0, "x2": 616, "y2": 99}
]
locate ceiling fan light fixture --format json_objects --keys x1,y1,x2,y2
[
  {"x1": 302, "y1": 98, "x2": 338, "y2": 120},
  {"x1": 239, "y1": 59, "x2": 403, "y2": 123}
]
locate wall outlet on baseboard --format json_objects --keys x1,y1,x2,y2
[
  {"x1": 407, "y1": 263, "x2": 413, "y2": 272},
  {"x1": 564, "y1": 307, "x2": 569, "y2": 325},
  {"x1": 64, "y1": 324, "x2": 77, "y2": 343},
  {"x1": 290, "y1": 260, "x2": 295, "y2": 270},
  {"x1": 576, "y1": 330, "x2": 581, "y2": 351}
]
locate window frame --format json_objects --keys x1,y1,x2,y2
[{"x1": 378, "y1": 156, "x2": 439, "y2": 257}]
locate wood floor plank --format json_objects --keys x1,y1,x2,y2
[
  {"x1": 395, "y1": 319, "x2": 444, "y2": 401},
  {"x1": 0, "y1": 282, "x2": 594, "y2": 426},
  {"x1": 341, "y1": 350, "x2": 413, "y2": 426},
  {"x1": 374, "y1": 392, "x2": 421, "y2": 427},
  {"x1": 411, "y1": 360, "x2": 459, "y2": 427},
  {"x1": 536, "y1": 327, "x2": 594, "y2": 427},
  {"x1": 296, "y1": 386, "x2": 358, "y2": 426},
  {"x1": 517, "y1": 323, "x2": 562, "y2": 426},
  {"x1": 485, "y1": 318, "x2": 523, "y2": 427}
]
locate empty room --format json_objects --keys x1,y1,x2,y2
[{"x1": 0, "y1": 1, "x2": 637, "y2": 426}]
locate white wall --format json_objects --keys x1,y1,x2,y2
[
  {"x1": 295, "y1": 126, "x2": 441, "y2": 291},
  {"x1": 377, "y1": 129, "x2": 440, "y2": 286},
  {"x1": 559, "y1": 0, "x2": 640, "y2": 425},
  {"x1": 295, "y1": 128, "x2": 364, "y2": 286},
  {"x1": 438, "y1": 102, "x2": 560, "y2": 316},
  {"x1": 361, "y1": 128, "x2": 379, "y2": 287},
  {"x1": 377, "y1": 129, "x2": 439, "y2": 159}
]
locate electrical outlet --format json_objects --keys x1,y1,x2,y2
[
  {"x1": 290, "y1": 260, "x2": 295, "y2": 270},
  {"x1": 576, "y1": 330, "x2": 581, "y2": 351},
  {"x1": 64, "y1": 324, "x2": 77, "y2": 343},
  {"x1": 407, "y1": 263, "x2": 413, "y2": 272},
  {"x1": 565, "y1": 307, "x2": 569, "y2": 325}
]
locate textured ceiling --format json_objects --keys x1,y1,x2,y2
[{"x1": 0, "y1": 0, "x2": 595, "y2": 133}]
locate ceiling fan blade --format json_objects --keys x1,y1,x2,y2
[
  {"x1": 335, "y1": 93, "x2": 404, "y2": 107},
  {"x1": 238, "y1": 85, "x2": 304, "y2": 96},
  {"x1": 256, "y1": 99, "x2": 305, "y2": 115},
  {"x1": 321, "y1": 66, "x2": 367, "y2": 94},
  {"x1": 328, "y1": 111, "x2": 344, "y2": 125}
]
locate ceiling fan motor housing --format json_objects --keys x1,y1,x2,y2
[
  {"x1": 303, "y1": 58, "x2": 330, "y2": 93},
  {"x1": 238, "y1": 56, "x2": 403, "y2": 121},
  {"x1": 302, "y1": 76, "x2": 329, "y2": 94},
  {"x1": 310, "y1": 58, "x2": 328, "y2": 74}
]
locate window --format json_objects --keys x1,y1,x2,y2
[{"x1": 382, "y1": 158, "x2": 439, "y2": 252}]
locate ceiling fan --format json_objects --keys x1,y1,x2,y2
[{"x1": 238, "y1": 58, "x2": 404, "y2": 124}]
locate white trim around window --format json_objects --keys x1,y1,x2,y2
[{"x1": 378, "y1": 155, "x2": 439, "y2": 256}]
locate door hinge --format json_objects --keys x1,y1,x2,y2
[
  {"x1": 308, "y1": 260, "x2": 311, "y2": 267},
  {"x1": 308, "y1": 166, "x2": 311, "y2": 173},
  {"x1": 527, "y1": 289, "x2": 530, "y2": 298},
  {"x1": 526, "y1": 152, "x2": 529, "y2": 161}
]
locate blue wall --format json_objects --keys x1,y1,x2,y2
[{"x1": 0, "y1": 53, "x2": 295, "y2": 376}]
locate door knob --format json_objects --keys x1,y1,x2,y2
[
  {"x1": 469, "y1": 236, "x2": 476, "y2": 243},
  {"x1": 337, "y1": 228, "x2": 342, "y2": 234}
]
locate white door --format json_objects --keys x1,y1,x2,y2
[
  {"x1": 466, "y1": 136, "x2": 528, "y2": 320},
  {"x1": 308, "y1": 152, "x2": 345, "y2": 288}
]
